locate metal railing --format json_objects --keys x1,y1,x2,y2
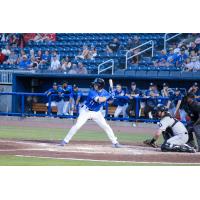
[
  {"x1": 1, "y1": 92, "x2": 199, "y2": 122},
  {"x1": 98, "y1": 59, "x2": 114, "y2": 75},
  {"x1": 0, "y1": 70, "x2": 13, "y2": 84},
  {"x1": 164, "y1": 33, "x2": 182, "y2": 50},
  {"x1": 125, "y1": 40, "x2": 154, "y2": 69}
]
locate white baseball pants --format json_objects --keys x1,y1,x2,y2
[
  {"x1": 63, "y1": 106, "x2": 118, "y2": 144},
  {"x1": 114, "y1": 104, "x2": 128, "y2": 118}
]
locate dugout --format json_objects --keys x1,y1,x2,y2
[{"x1": 10, "y1": 71, "x2": 200, "y2": 113}]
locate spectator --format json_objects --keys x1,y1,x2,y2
[
  {"x1": 51, "y1": 50, "x2": 60, "y2": 61},
  {"x1": 4, "y1": 50, "x2": 18, "y2": 65},
  {"x1": 18, "y1": 55, "x2": 30, "y2": 69},
  {"x1": 29, "y1": 49, "x2": 35, "y2": 59},
  {"x1": 42, "y1": 50, "x2": 51, "y2": 65},
  {"x1": 76, "y1": 45, "x2": 90, "y2": 60},
  {"x1": 77, "y1": 62, "x2": 88, "y2": 74},
  {"x1": 0, "y1": 33, "x2": 9, "y2": 42},
  {"x1": 190, "y1": 50, "x2": 199, "y2": 62},
  {"x1": 189, "y1": 42, "x2": 198, "y2": 53},
  {"x1": 183, "y1": 58, "x2": 194, "y2": 71},
  {"x1": 68, "y1": 64, "x2": 78, "y2": 74},
  {"x1": 9, "y1": 34, "x2": 19, "y2": 47},
  {"x1": 35, "y1": 50, "x2": 43, "y2": 64},
  {"x1": 176, "y1": 48, "x2": 188, "y2": 66},
  {"x1": 29, "y1": 57, "x2": 38, "y2": 70},
  {"x1": 106, "y1": 38, "x2": 120, "y2": 53},
  {"x1": 89, "y1": 45, "x2": 97, "y2": 60},
  {"x1": 154, "y1": 50, "x2": 168, "y2": 67},
  {"x1": 49, "y1": 55, "x2": 61, "y2": 70},
  {"x1": 61, "y1": 56, "x2": 72, "y2": 71},
  {"x1": 131, "y1": 36, "x2": 141, "y2": 64},
  {"x1": 125, "y1": 38, "x2": 134, "y2": 50},
  {"x1": 0, "y1": 49, "x2": 6, "y2": 64},
  {"x1": 132, "y1": 35, "x2": 141, "y2": 48},
  {"x1": 1, "y1": 45, "x2": 11, "y2": 58},
  {"x1": 166, "y1": 48, "x2": 177, "y2": 66}
]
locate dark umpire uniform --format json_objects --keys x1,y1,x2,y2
[{"x1": 185, "y1": 93, "x2": 200, "y2": 151}]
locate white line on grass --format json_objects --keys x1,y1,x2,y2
[{"x1": 15, "y1": 155, "x2": 200, "y2": 165}]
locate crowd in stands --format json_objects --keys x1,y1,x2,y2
[
  {"x1": 153, "y1": 34, "x2": 200, "y2": 72},
  {"x1": 1, "y1": 33, "x2": 200, "y2": 73}
]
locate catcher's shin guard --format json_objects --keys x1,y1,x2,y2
[{"x1": 161, "y1": 142, "x2": 196, "y2": 153}]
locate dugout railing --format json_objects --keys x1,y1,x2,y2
[{"x1": 0, "y1": 92, "x2": 175, "y2": 123}]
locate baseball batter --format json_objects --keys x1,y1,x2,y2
[
  {"x1": 144, "y1": 104, "x2": 196, "y2": 153},
  {"x1": 60, "y1": 78, "x2": 121, "y2": 147}
]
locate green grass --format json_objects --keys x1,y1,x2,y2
[
  {"x1": 0, "y1": 125, "x2": 163, "y2": 166},
  {"x1": 0, "y1": 125, "x2": 151, "y2": 143},
  {"x1": 0, "y1": 155, "x2": 199, "y2": 166}
]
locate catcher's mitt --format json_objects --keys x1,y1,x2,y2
[{"x1": 143, "y1": 139, "x2": 158, "y2": 148}]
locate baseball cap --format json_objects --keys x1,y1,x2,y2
[
  {"x1": 73, "y1": 84, "x2": 78, "y2": 88},
  {"x1": 53, "y1": 82, "x2": 57, "y2": 86},
  {"x1": 149, "y1": 82, "x2": 155, "y2": 87},
  {"x1": 175, "y1": 88, "x2": 180, "y2": 92},
  {"x1": 131, "y1": 82, "x2": 136, "y2": 86},
  {"x1": 163, "y1": 83, "x2": 168, "y2": 87},
  {"x1": 193, "y1": 82, "x2": 198, "y2": 87}
]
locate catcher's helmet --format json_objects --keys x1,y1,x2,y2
[
  {"x1": 152, "y1": 104, "x2": 168, "y2": 118},
  {"x1": 92, "y1": 78, "x2": 105, "y2": 90}
]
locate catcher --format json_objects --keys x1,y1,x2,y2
[{"x1": 144, "y1": 104, "x2": 196, "y2": 153}]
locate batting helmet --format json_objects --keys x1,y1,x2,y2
[{"x1": 92, "y1": 78, "x2": 105, "y2": 90}]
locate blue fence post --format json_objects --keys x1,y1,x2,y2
[
  {"x1": 21, "y1": 94, "x2": 25, "y2": 117},
  {"x1": 105, "y1": 102, "x2": 108, "y2": 119},
  {"x1": 48, "y1": 95, "x2": 51, "y2": 115},
  {"x1": 135, "y1": 97, "x2": 139, "y2": 121}
]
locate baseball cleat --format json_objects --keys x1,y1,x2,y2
[
  {"x1": 59, "y1": 140, "x2": 68, "y2": 146},
  {"x1": 113, "y1": 143, "x2": 123, "y2": 148}
]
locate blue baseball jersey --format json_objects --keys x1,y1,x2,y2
[
  {"x1": 145, "y1": 89, "x2": 160, "y2": 106},
  {"x1": 46, "y1": 88, "x2": 60, "y2": 102},
  {"x1": 112, "y1": 89, "x2": 128, "y2": 106},
  {"x1": 59, "y1": 85, "x2": 72, "y2": 101},
  {"x1": 70, "y1": 90, "x2": 84, "y2": 103},
  {"x1": 85, "y1": 89, "x2": 111, "y2": 112}
]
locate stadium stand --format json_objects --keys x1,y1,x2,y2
[{"x1": 0, "y1": 33, "x2": 200, "y2": 75}]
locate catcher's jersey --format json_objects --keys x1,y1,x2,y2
[{"x1": 159, "y1": 116, "x2": 188, "y2": 135}]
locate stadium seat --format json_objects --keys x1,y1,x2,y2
[
  {"x1": 124, "y1": 70, "x2": 136, "y2": 76},
  {"x1": 135, "y1": 70, "x2": 147, "y2": 77},
  {"x1": 181, "y1": 71, "x2": 193, "y2": 78},
  {"x1": 170, "y1": 71, "x2": 181, "y2": 78}
]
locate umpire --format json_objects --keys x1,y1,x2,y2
[{"x1": 185, "y1": 93, "x2": 200, "y2": 151}]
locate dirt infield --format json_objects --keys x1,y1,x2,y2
[
  {"x1": 0, "y1": 139, "x2": 200, "y2": 164},
  {"x1": 0, "y1": 117, "x2": 199, "y2": 165}
]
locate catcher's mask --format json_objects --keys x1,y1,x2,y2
[
  {"x1": 91, "y1": 78, "x2": 105, "y2": 90},
  {"x1": 152, "y1": 104, "x2": 168, "y2": 118}
]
